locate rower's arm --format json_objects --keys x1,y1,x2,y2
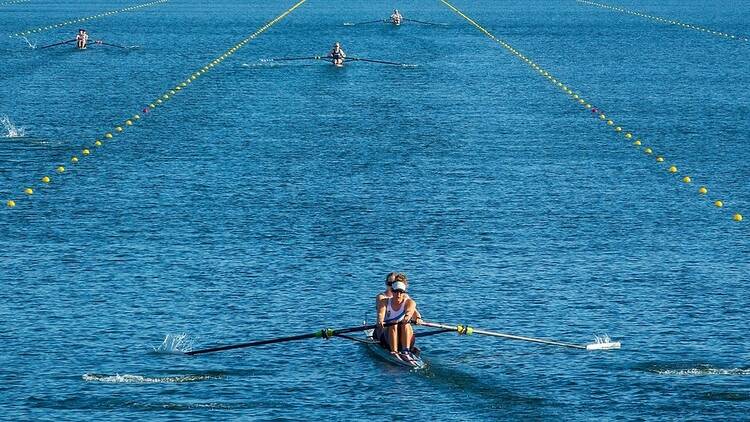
[
  {"x1": 403, "y1": 299, "x2": 419, "y2": 324},
  {"x1": 376, "y1": 298, "x2": 386, "y2": 325}
]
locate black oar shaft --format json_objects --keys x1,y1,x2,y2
[
  {"x1": 349, "y1": 19, "x2": 386, "y2": 26},
  {"x1": 187, "y1": 323, "x2": 396, "y2": 356},
  {"x1": 40, "y1": 38, "x2": 76, "y2": 49},
  {"x1": 186, "y1": 332, "x2": 323, "y2": 355}
]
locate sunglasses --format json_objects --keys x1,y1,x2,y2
[{"x1": 393, "y1": 290, "x2": 405, "y2": 294}]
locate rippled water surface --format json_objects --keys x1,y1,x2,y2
[{"x1": 1, "y1": 0, "x2": 748, "y2": 420}]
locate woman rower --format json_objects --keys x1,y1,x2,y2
[
  {"x1": 375, "y1": 272, "x2": 421, "y2": 342},
  {"x1": 377, "y1": 278, "x2": 422, "y2": 363},
  {"x1": 390, "y1": 9, "x2": 403, "y2": 25},
  {"x1": 75, "y1": 29, "x2": 89, "y2": 49},
  {"x1": 328, "y1": 42, "x2": 346, "y2": 66}
]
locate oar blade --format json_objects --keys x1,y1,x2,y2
[{"x1": 586, "y1": 341, "x2": 621, "y2": 351}]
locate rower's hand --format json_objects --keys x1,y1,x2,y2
[
  {"x1": 414, "y1": 317, "x2": 422, "y2": 325},
  {"x1": 376, "y1": 320, "x2": 384, "y2": 328}
]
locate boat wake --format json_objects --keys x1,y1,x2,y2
[
  {"x1": 647, "y1": 364, "x2": 750, "y2": 376},
  {"x1": 1, "y1": 115, "x2": 26, "y2": 138},
  {"x1": 243, "y1": 60, "x2": 284, "y2": 68},
  {"x1": 82, "y1": 373, "x2": 222, "y2": 383},
  {"x1": 153, "y1": 333, "x2": 193, "y2": 354}
]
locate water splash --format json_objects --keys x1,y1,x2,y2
[
  {"x1": 154, "y1": 333, "x2": 193, "y2": 354},
  {"x1": 82, "y1": 373, "x2": 222, "y2": 383},
  {"x1": 18, "y1": 35, "x2": 37, "y2": 49},
  {"x1": 1, "y1": 115, "x2": 26, "y2": 138},
  {"x1": 592, "y1": 333, "x2": 613, "y2": 344}
]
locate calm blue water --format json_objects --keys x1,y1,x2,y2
[{"x1": 1, "y1": 0, "x2": 749, "y2": 420}]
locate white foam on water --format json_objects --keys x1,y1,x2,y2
[
  {"x1": 82, "y1": 373, "x2": 222, "y2": 383},
  {"x1": 654, "y1": 366, "x2": 750, "y2": 376},
  {"x1": 154, "y1": 333, "x2": 193, "y2": 354},
  {"x1": 1, "y1": 115, "x2": 26, "y2": 138}
]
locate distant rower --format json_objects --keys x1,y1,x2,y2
[
  {"x1": 328, "y1": 42, "x2": 346, "y2": 67},
  {"x1": 75, "y1": 29, "x2": 89, "y2": 49},
  {"x1": 390, "y1": 9, "x2": 403, "y2": 25}
]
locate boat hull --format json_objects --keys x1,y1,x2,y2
[{"x1": 363, "y1": 329, "x2": 425, "y2": 369}]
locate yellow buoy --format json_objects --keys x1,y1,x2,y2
[
  {"x1": 615, "y1": 126, "x2": 622, "y2": 132},
  {"x1": 656, "y1": 156, "x2": 664, "y2": 162},
  {"x1": 71, "y1": 156, "x2": 79, "y2": 163},
  {"x1": 698, "y1": 186, "x2": 708, "y2": 194},
  {"x1": 105, "y1": 133, "x2": 113, "y2": 139},
  {"x1": 42, "y1": 176, "x2": 51, "y2": 183},
  {"x1": 6, "y1": 200, "x2": 15, "y2": 208},
  {"x1": 634, "y1": 139, "x2": 642, "y2": 146},
  {"x1": 625, "y1": 133, "x2": 632, "y2": 139},
  {"x1": 734, "y1": 213, "x2": 743, "y2": 222},
  {"x1": 24, "y1": 188, "x2": 33, "y2": 195},
  {"x1": 126, "y1": 120, "x2": 133, "y2": 126},
  {"x1": 115, "y1": 126, "x2": 123, "y2": 132},
  {"x1": 600, "y1": 114, "x2": 606, "y2": 120},
  {"x1": 56, "y1": 166, "x2": 65, "y2": 173},
  {"x1": 644, "y1": 148, "x2": 652, "y2": 154},
  {"x1": 668, "y1": 166, "x2": 678, "y2": 173},
  {"x1": 83, "y1": 149, "x2": 90, "y2": 155},
  {"x1": 714, "y1": 200, "x2": 724, "y2": 208},
  {"x1": 95, "y1": 140, "x2": 103, "y2": 147},
  {"x1": 682, "y1": 176, "x2": 692, "y2": 183},
  {"x1": 607, "y1": 120, "x2": 614, "y2": 126}
]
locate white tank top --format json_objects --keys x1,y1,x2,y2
[{"x1": 384, "y1": 298, "x2": 406, "y2": 323}]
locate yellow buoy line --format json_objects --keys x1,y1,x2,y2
[
  {"x1": 10, "y1": 0, "x2": 169, "y2": 38},
  {"x1": 4, "y1": 0, "x2": 309, "y2": 210},
  {"x1": 438, "y1": 0, "x2": 743, "y2": 223},
  {"x1": 0, "y1": 0, "x2": 31, "y2": 7},
  {"x1": 577, "y1": 0, "x2": 749, "y2": 43}
]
